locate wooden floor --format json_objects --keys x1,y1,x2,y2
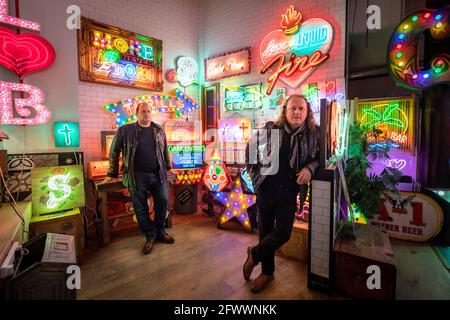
[{"x1": 78, "y1": 213, "x2": 340, "y2": 300}]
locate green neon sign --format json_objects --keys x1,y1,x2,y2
[{"x1": 54, "y1": 122, "x2": 80, "y2": 148}]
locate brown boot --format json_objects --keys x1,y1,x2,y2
[
  {"x1": 250, "y1": 273, "x2": 274, "y2": 293},
  {"x1": 243, "y1": 245, "x2": 256, "y2": 281},
  {"x1": 143, "y1": 239, "x2": 155, "y2": 255}
]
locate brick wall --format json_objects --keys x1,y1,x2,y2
[
  {"x1": 74, "y1": 0, "x2": 200, "y2": 165},
  {"x1": 310, "y1": 179, "x2": 332, "y2": 279}
]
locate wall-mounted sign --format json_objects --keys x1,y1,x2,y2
[
  {"x1": 176, "y1": 56, "x2": 198, "y2": 87},
  {"x1": 103, "y1": 89, "x2": 199, "y2": 128},
  {"x1": 387, "y1": 6, "x2": 450, "y2": 90},
  {"x1": 54, "y1": 122, "x2": 80, "y2": 148},
  {"x1": 260, "y1": 5, "x2": 334, "y2": 95},
  {"x1": 164, "y1": 120, "x2": 201, "y2": 143},
  {"x1": 355, "y1": 97, "x2": 415, "y2": 151},
  {"x1": 225, "y1": 84, "x2": 262, "y2": 111},
  {"x1": 369, "y1": 191, "x2": 444, "y2": 242},
  {"x1": 32, "y1": 165, "x2": 85, "y2": 215},
  {"x1": 169, "y1": 147, "x2": 204, "y2": 169},
  {"x1": 78, "y1": 17, "x2": 163, "y2": 91},
  {"x1": 301, "y1": 80, "x2": 344, "y2": 112},
  {"x1": 0, "y1": 7, "x2": 55, "y2": 126},
  {"x1": 218, "y1": 118, "x2": 252, "y2": 143},
  {"x1": 205, "y1": 47, "x2": 251, "y2": 82}
]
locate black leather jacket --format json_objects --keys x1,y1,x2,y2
[
  {"x1": 245, "y1": 121, "x2": 320, "y2": 193},
  {"x1": 107, "y1": 121, "x2": 171, "y2": 191}
]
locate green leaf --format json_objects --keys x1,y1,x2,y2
[
  {"x1": 382, "y1": 103, "x2": 399, "y2": 119},
  {"x1": 383, "y1": 118, "x2": 404, "y2": 128},
  {"x1": 362, "y1": 108, "x2": 382, "y2": 120}
]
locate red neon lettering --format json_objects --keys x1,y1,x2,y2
[{"x1": 261, "y1": 51, "x2": 329, "y2": 95}]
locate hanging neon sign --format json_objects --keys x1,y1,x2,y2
[
  {"x1": 103, "y1": 89, "x2": 200, "y2": 128},
  {"x1": 387, "y1": 6, "x2": 450, "y2": 90},
  {"x1": 260, "y1": 5, "x2": 334, "y2": 95},
  {"x1": 0, "y1": 0, "x2": 40, "y2": 31},
  {"x1": 78, "y1": 17, "x2": 163, "y2": 91}
]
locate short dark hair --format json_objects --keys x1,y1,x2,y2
[{"x1": 136, "y1": 102, "x2": 151, "y2": 114}]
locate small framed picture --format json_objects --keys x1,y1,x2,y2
[{"x1": 101, "y1": 131, "x2": 117, "y2": 159}]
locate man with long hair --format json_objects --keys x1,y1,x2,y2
[{"x1": 244, "y1": 94, "x2": 320, "y2": 292}]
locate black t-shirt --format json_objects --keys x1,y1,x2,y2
[
  {"x1": 260, "y1": 128, "x2": 299, "y2": 194},
  {"x1": 134, "y1": 124, "x2": 160, "y2": 173}
]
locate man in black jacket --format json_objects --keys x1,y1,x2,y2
[
  {"x1": 244, "y1": 94, "x2": 320, "y2": 292},
  {"x1": 103, "y1": 102, "x2": 174, "y2": 255}
]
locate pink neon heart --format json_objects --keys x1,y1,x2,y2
[
  {"x1": 0, "y1": 26, "x2": 55, "y2": 78},
  {"x1": 260, "y1": 18, "x2": 333, "y2": 88}
]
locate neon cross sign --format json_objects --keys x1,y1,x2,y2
[{"x1": 58, "y1": 125, "x2": 76, "y2": 145}]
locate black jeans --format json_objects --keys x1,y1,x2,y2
[
  {"x1": 252, "y1": 187, "x2": 298, "y2": 275},
  {"x1": 130, "y1": 171, "x2": 169, "y2": 240}
]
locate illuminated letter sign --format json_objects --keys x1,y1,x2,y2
[
  {"x1": 387, "y1": 6, "x2": 450, "y2": 90},
  {"x1": 260, "y1": 5, "x2": 334, "y2": 95},
  {"x1": 0, "y1": 0, "x2": 40, "y2": 31},
  {"x1": 0, "y1": 81, "x2": 52, "y2": 125},
  {"x1": 205, "y1": 47, "x2": 251, "y2": 82},
  {"x1": 78, "y1": 17, "x2": 163, "y2": 91}
]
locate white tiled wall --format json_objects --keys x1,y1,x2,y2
[{"x1": 310, "y1": 179, "x2": 332, "y2": 278}]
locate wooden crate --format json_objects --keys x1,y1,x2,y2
[
  {"x1": 30, "y1": 208, "x2": 83, "y2": 264},
  {"x1": 278, "y1": 221, "x2": 308, "y2": 263},
  {"x1": 334, "y1": 224, "x2": 396, "y2": 300}
]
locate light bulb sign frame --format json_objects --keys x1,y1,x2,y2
[
  {"x1": 54, "y1": 122, "x2": 80, "y2": 148},
  {"x1": 260, "y1": 5, "x2": 334, "y2": 95},
  {"x1": 387, "y1": 6, "x2": 450, "y2": 91},
  {"x1": 78, "y1": 17, "x2": 163, "y2": 91}
]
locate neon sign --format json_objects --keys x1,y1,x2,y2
[
  {"x1": 103, "y1": 89, "x2": 200, "y2": 128},
  {"x1": 387, "y1": 6, "x2": 450, "y2": 90},
  {"x1": 218, "y1": 118, "x2": 252, "y2": 143},
  {"x1": 224, "y1": 84, "x2": 262, "y2": 111},
  {"x1": 32, "y1": 165, "x2": 85, "y2": 215},
  {"x1": 0, "y1": 0, "x2": 40, "y2": 31},
  {"x1": 54, "y1": 122, "x2": 80, "y2": 148},
  {"x1": 165, "y1": 120, "x2": 201, "y2": 143},
  {"x1": 174, "y1": 169, "x2": 202, "y2": 185},
  {"x1": 205, "y1": 47, "x2": 251, "y2": 82},
  {"x1": 78, "y1": 17, "x2": 163, "y2": 91},
  {"x1": 202, "y1": 152, "x2": 231, "y2": 192},
  {"x1": 176, "y1": 57, "x2": 198, "y2": 87},
  {"x1": 260, "y1": 5, "x2": 334, "y2": 95},
  {"x1": 0, "y1": 81, "x2": 52, "y2": 125},
  {"x1": 213, "y1": 177, "x2": 256, "y2": 232},
  {"x1": 355, "y1": 97, "x2": 415, "y2": 151}
]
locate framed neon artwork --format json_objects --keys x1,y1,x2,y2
[
  {"x1": 78, "y1": 17, "x2": 163, "y2": 91},
  {"x1": 32, "y1": 165, "x2": 85, "y2": 215}
]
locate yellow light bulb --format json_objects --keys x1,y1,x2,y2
[{"x1": 230, "y1": 194, "x2": 234, "y2": 198}]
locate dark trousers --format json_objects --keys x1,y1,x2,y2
[
  {"x1": 252, "y1": 187, "x2": 298, "y2": 275},
  {"x1": 130, "y1": 171, "x2": 169, "y2": 240}
]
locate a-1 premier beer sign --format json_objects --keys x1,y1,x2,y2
[{"x1": 369, "y1": 191, "x2": 444, "y2": 242}]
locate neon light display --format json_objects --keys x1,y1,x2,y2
[
  {"x1": 54, "y1": 122, "x2": 80, "y2": 148},
  {"x1": 205, "y1": 47, "x2": 251, "y2": 82},
  {"x1": 213, "y1": 177, "x2": 256, "y2": 232},
  {"x1": 218, "y1": 118, "x2": 252, "y2": 143},
  {"x1": 78, "y1": 17, "x2": 163, "y2": 91},
  {"x1": 0, "y1": 26, "x2": 55, "y2": 79},
  {"x1": 0, "y1": 81, "x2": 52, "y2": 125},
  {"x1": 202, "y1": 152, "x2": 232, "y2": 192},
  {"x1": 176, "y1": 56, "x2": 198, "y2": 87},
  {"x1": 103, "y1": 89, "x2": 200, "y2": 128},
  {"x1": 0, "y1": 0, "x2": 40, "y2": 31},
  {"x1": 387, "y1": 6, "x2": 450, "y2": 90},
  {"x1": 267, "y1": 87, "x2": 286, "y2": 109},
  {"x1": 355, "y1": 97, "x2": 415, "y2": 151},
  {"x1": 224, "y1": 84, "x2": 262, "y2": 111},
  {"x1": 174, "y1": 169, "x2": 202, "y2": 185},
  {"x1": 169, "y1": 149, "x2": 203, "y2": 169},
  {"x1": 32, "y1": 165, "x2": 85, "y2": 215},
  {"x1": 260, "y1": 5, "x2": 334, "y2": 95},
  {"x1": 165, "y1": 120, "x2": 201, "y2": 143}
]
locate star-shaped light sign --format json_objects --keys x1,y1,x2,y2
[{"x1": 212, "y1": 176, "x2": 256, "y2": 232}]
